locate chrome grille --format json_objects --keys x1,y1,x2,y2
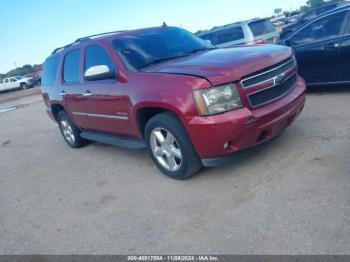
[
  {"x1": 248, "y1": 74, "x2": 297, "y2": 108},
  {"x1": 241, "y1": 58, "x2": 296, "y2": 89}
]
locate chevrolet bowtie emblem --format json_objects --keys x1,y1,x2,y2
[{"x1": 275, "y1": 73, "x2": 286, "y2": 85}]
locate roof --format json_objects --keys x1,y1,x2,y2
[
  {"x1": 50, "y1": 27, "x2": 169, "y2": 55},
  {"x1": 197, "y1": 18, "x2": 267, "y2": 36}
]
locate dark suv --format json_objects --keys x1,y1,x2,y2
[{"x1": 41, "y1": 27, "x2": 306, "y2": 179}]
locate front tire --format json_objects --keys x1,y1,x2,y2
[
  {"x1": 20, "y1": 83, "x2": 28, "y2": 90},
  {"x1": 57, "y1": 111, "x2": 88, "y2": 148},
  {"x1": 145, "y1": 112, "x2": 202, "y2": 179}
]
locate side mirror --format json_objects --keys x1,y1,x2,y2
[{"x1": 84, "y1": 65, "x2": 116, "y2": 81}]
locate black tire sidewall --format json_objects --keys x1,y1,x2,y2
[
  {"x1": 21, "y1": 83, "x2": 28, "y2": 90},
  {"x1": 57, "y1": 111, "x2": 86, "y2": 148},
  {"x1": 145, "y1": 112, "x2": 201, "y2": 179}
]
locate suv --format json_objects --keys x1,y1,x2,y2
[
  {"x1": 41, "y1": 27, "x2": 306, "y2": 179},
  {"x1": 197, "y1": 19, "x2": 279, "y2": 47},
  {"x1": 0, "y1": 76, "x2": 34, "y2": 92}
]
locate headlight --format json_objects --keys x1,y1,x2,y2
[{"x1": 193, "y1": 84, "x2": 243, "y2": 116}]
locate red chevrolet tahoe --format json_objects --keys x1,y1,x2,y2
[{"x1": 41, "y1": 27, "x2": 306, "y2": 179}]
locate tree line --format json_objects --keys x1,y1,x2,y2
[
  {"x1": 300, "y1": 0, "x2": 345, "y2": 12},
  {"x1": 0, "y1": 64, "x2": 42, "y2": 80}
]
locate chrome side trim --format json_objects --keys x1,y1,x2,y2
[
  {"x1": 307, "y1": 80, "x2": 350, "y2": 86},
  {"x1": 72, "y1": 112, "x2": 129, "y2": 120}
]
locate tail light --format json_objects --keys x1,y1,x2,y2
[
  {"x1": 254, "y1": 39, "x2": 265, "y2": 44},
  {"x1": 246, "y1": 39, "x2": 266, "y2": 45}
]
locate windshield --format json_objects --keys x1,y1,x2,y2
[
  {"x1": 14, "y1": 76, "x2": 22, "y2": 80},
  {"x1": 112, "y1": 27, "x2": 215, "y2": 70}
]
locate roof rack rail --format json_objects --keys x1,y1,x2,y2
[{"x1": 51, "y1": 30, "x2": 127, "y2": 55}]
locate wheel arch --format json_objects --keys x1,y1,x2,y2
[
  {"x1": 51, "y1": 103, "x2": 66, "y2": 122},
  {"x1": 135, "y1": 104, "x2": 185, "y2": 138}
]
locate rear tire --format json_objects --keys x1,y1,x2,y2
[
  {"x1": 20, "y1": 83, "x2": 28, "y2": 90},
  {"x1": 57, "y1": 111, "x2": 88, "y2": 148},
  {"x1": 145, "y1": 112, "x2": 202, "y2": 180}
]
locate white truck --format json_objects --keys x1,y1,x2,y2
[{"x1": 0, "y1": 76, "x2": 34, "y2": 92}]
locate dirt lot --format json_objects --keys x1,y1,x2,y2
[{"x1": 0, "y1": 86, "x2": 349, "y2": 254}]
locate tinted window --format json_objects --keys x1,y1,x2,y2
[
  {"x1": 10, "y1": 78, "x2": 17, "y2": 82},
  {"x1": 112, "y1": 27, "x2": 214, "y2": 70},
  {"x1": 42, "y1": 55, "x2": 59, "y2": 86},
  {"x1": 201, "y1": 27, "x2": 244, "y2": 45},
  {"x1": 85, "y1": 45, "x2": 115, "y2": 73},
  {"x1": 302, "y1": 4, "x2": 338, "y2": 23},
  {"x1": 63, "y1": 49, "x2": 80, "y2": 83},
  {"x1": 5, "y1": 79, "x2": 9, "y2": 83},
  {"x1": 249, "y1": 20, "x2": 276, "y2": 36},
  {"x1": 200, "y1": 32, "x2": 220, "y2": 45},
  {"x1": 291, "y1": 11, "x2": 346, "y2": 45}
]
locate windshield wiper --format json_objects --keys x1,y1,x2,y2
[{"x1": 188, "y1": 47, "x2": 217, "y2": 54}]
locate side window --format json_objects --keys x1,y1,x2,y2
[
  {"x1": 200, "y1": 32, "x2": 219, "y2": 45},
  {"x1": 85, "y1": 45, "x2": 115, "y2": 76},
  {"x1": 63, "y1": 49, "x2": 80, "y2": 83},
  {"x1": 42, "y1": 55, "x2": 59, "y2": 86},
  {"x1": 5, "y1": 79, "x2": 9, "y2": 83},
  {"x1": 218, "y1": 27, "x2": 244, "y2": 44},
  {"x1": 0, "y1": 79, "x2": 3, "y2": 84},
  {"x1": 10, "y1": 78, "x2": 16, "y2": 82},
  {"x1": 302, "y1": 10, "x2": 318, "y2": 23},
  {"x1": 291, "y1": 11, "x2": 346, "y2": 45}
]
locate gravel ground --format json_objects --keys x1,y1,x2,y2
[{"x1": 0, "y1": 87, "x2": 349, "y2": 254}]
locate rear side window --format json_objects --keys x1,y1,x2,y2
[
  {"x1": 42, "y1": 55, "x2": 59, "y2": 86},
  {"x1": 201, "y1": 27, "x2": 244, "y2": 45},
  {"x1": 63, "y1": 49, "x2": 80, "y2": 83},
  {"x1": 85, "y1": 45, "x2": 115, "y2": 72},
  {"x1": 249, "y1": 20, "x2": 276, "y2": 36}
]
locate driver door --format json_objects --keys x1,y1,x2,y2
[{"x1": 79, "y1": 44, "x2": 132, "y2": 136}]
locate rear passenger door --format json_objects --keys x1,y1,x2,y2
[
  {"x1": 61, "y1": 49, "x2": 87, "y2": 128},
  {"x1": 3, "y1": 79, "x2": 10, "y2": 90},
  {"x1": 287, "y1": 10, "x2": 347, "y2": 84},
  {"x1": 80, "y1": 44, "x2": 132, "y2": 136},
  {"x1": 9, "y1": 78, "x2": 18, "y2": 89}
]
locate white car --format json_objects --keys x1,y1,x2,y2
[
  {"x1": 0, "y1": 76, "x2": 34, "y2": 92},
  {"x1": 198, "y1": 19, "x2": 279, "y2": 47}
]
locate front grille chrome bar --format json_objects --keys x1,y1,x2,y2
[{"x1": 241, "y1": 58, "x2": 296, "y2": 89}]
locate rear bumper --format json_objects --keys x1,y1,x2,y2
[{"x1": 185, "y1": 76, "x2": 306, "y2": 165}]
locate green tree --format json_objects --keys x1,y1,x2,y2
[{"x1": 306, "y1": 0, "x2": 326, "y2": 9}]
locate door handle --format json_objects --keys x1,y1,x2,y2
[
  {"x1": 324, "y1": 43, "x2": 339, "y2": 50},
  {"x1": 82, "y1": 90, "x2": 93, "y2": 97},
  {"x1": 59, "y1": 90, "x2": 67, "y2": 96}
]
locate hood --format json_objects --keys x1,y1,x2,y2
[{"x1": 144, "y1": 45, "x2": 293, "y2": 86}]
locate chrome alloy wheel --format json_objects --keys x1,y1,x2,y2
[
  {"x1": 150, "y1": 127, "x2": 182, "y2": 171},
  {"x1": 60, "y1": 119, "x2": 75, "y2": 145}
]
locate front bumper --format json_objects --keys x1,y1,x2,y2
[{"x1": 185, "y1": 76, "x2": 306, "y2": 166}]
